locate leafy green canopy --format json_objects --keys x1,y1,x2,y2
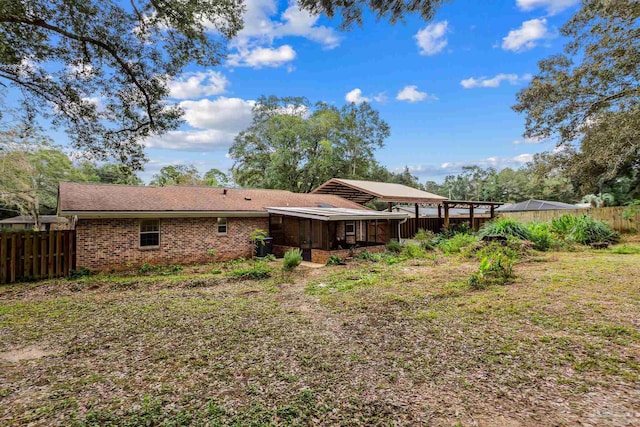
[
  {"x1": 228, "y1": 96, "x2": 394, "y2": 193},
  {"x1": 0, "y1": 0, "x2": 447, "y2": 170},
  {"x1": 513, "y1": 1, "x2": 640, "y2": 199}
]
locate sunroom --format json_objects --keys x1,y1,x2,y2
[{"x1": 266, "y1": 207, "x2": 409, "y2": 263}]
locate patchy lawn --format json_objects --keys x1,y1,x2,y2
[{"x1": 1, "y1": 244, "x2": 639, "y2": 426}]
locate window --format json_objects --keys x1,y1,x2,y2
[
  {"x1": 140, "y1": 220, "x2": 160, "y2": 247},
  {"x1": 217, "y1": 217, "x2": 227, "y2": 234},
  {"x1": 345, "y1": 221, "x2": 355, "y2": 236}
]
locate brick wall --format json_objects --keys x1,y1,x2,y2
[
  {"x1": 76, "y1": 217, "x2": 268, "y2": 271},
  {"x1": 311, "y1": 245, "x2": 386, "y2": 264}
]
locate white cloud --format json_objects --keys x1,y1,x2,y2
[
  {"x1": 516, "y1": 0, "x2": 579, "y2": 15},
  {"x1": 373, "y1": 92, "x2": 388, "y2": 103},
  {"x1": 502, "y1": 18, "x2": 551, "y2": 52},
  {"x1": 224, "y1": 0, "x2": 340, "y2": 69},
  {"x1": 179, "y1": 97, "x2": 255, "y2": 131},
  {"x1": 512, "y1": 135, "x2": 545, "y2": 144},
  {"x1": 145, "y1": 97, "x2": 255, "y2": 151},
  {"x1": 144, "y1": 129, "x2": 238, "y2": 151},
  {"x1": 168, "y1": 71, "x2": 229, "y2": 99},
  {"x1": 345, "y1": 88, "x2": 370, "y2": 104},
  {"x1": 406, "y1": 154, "x2": 534, "y2": 177},
  {"x1": 460, "y1": 73, "x2": 532, "y2": 89},
  {"x1": 227, "y1": 45, "x2": 296, "y2": 68},
  {"x1": 396, "y1": 85, "x2": 437, "y2": 102},
  {"x1": 415, "y1": 21, "x2": 449, "y2": 56}
]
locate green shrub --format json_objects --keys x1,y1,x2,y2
[
  {"x1": 386, "y1": 240, "x2": 402, "y2": 253},
  {"x1": 566, "y1": 215, "x2": 619, "y2": 245},
  {"x1": 479, "y1": 218, "x2": 531, "y2": 240},
  {"x1": 437, "y1": 233, "x2": 478, "y2": 255},
  {"x1": 403, "y1": 242, "x2": 428, "y2": 259},
  {"x1": 325, "y1": 255, "x2": 345, "y2": 265},
  {"x1": 550, "y1": 214, "x2": 577, "y2": 237},
  {"x1": 228, "y1": 262, "x2": 272, "y2": 280},
  {"x1": 413, "y1": 229, "x2": 436, "y2": 249},
  {"x1": 526, "y1": 222, "x2": 555, "y2": 251},
  {"x1": 357, "y1": 250, "x2": 383, "y2": 262},
  {"x1": 283, "y1": 248, "x2": 303, "y2": 271},
  {"x1": 468, "y1": 248, "x2": 515, "y2": 289}
]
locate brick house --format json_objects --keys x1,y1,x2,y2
[{"x1": 57, "y1": 182, "x2": 409, "y2": 270}]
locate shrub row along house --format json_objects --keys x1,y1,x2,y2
[{"x1": 57, "y1": 181, "x2": 420, "y2": 270}]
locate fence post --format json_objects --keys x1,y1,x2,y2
[
  {"x1": 48, "y1": 230, "x2": 54, "y2": 279},
  {"x1": 10, "y1": 234, "x2": 17, "y2": 283},
  {"x1": 0, "y1": 234, "x2": 6, "y2": 284}
]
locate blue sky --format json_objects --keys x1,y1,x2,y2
[{"x1": 92, "y1": 0, "x2": 584, "y2": 182}]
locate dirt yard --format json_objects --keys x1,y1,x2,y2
[{"x1": 1, "y1": 244, "x2": 639, "y2": 426}]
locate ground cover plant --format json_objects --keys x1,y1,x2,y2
[{"x1": 1, "y1": 239, "x2": 639, "y2": 426}]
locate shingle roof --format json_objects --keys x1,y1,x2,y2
[
  {"x1": 496, "y1": 199, "x2": 578, "y2": 212},
  {"x1": 312, "y1": 178, "x2": 447, "y2": 204},
  {"x1": 58, "y1": 182, "x2": 367, "y2": 214}
]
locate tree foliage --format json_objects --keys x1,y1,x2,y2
[
  {"x1": 229, "y1": 96, "x2": 390, "y2": 193},
  {"x1": 0, "y1": 0, "x2": 245, "y2": 169},
  {"x1": 0, "y1": 0, "x2": 447, "y2": 169},
  {"x1": 150, "y1": 164, "x2": 229, "y2": 187},
  {"x1": 513, "y1": 0, "x2": 640, "y2": 200}
]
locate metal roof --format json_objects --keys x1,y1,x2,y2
[
  {"x1": 496, "y1": 199, "x2": 578, "y2": 212},
  {"x1": 393, "y1": 205, "x2": 489, "y2": 217},
  {"x1": 0, "y1": 215, "x2": 68, "y2": 224},
  {"x1": 266, "y1": 207, "x2": 410, "y2": 221},
  {"x1": 312, "y1": 178, "x2": 448, "y2": 204}
]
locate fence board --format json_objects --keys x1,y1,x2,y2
[
  {"x1": 0, "y1": 230, "x2": 76, "y2": 284},
  {"x1": 0, "y1": 234, "x2": 6, "y2": 284},
  {"x1": 499, "y1": 206, "x2": 639, "y2": 233}
]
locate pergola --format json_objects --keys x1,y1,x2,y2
[
  {"x1": 312, "y1": 178, "x2": 448, "y2": 217},
  {"x1": 442, "y1": 200, "x2": 505, "y2": 229}
]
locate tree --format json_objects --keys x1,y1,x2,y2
[
  {"x1": 229, "y1": 96, "x2": 390, "y2": 193},
  {"x1": 1, "y1": 0, "x2": 446, "y2": 170},
  {"x1": 149, "y1": 164, "x2": 229, "y2": 187},
  {"x1": 150, "y1": 165, "x2": 202, "y2": 187},
  {"x1": 80, "y1": 163, "x2": 143, "y2": 185},
  {"x1": 0, "y1": 134, "x2": 88, "y2": 227},
  {"x1": 513, "y1": 1, "x2": 640, "y2": 202}
]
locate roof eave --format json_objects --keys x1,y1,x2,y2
[{"x1": 59, "y1": 210, "x2": 269, "y2": 219}]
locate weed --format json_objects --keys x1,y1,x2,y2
[
  {"x1": 479, "y1": 218, "x2": 532, "y2": 241},
  {"x1": 403, "y1": 242, "x2": 427, "y2": 259},
  {"x1": 283, "y1": 248, "x2": 303, "y2": 271},
  {"x1": 611, "y1": 245, "x2": 640, "y2": 255},
  {"x1": 228, "y1": 261, "x2": 272, "y2": 280},
  {"x1": 326, "y1": 255, "x2": 346, "y2": 266},
  {"x1": 468, "y1": 248, "x2": 515, "y2": 289},
  {"x1": 437, "y1": 233, "x2": 477, "y2": 255},
  {"x1": 385, "y1": 240, "x2": 403, "y2": 253}
]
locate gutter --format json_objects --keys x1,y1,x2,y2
[{"x1": 59, "y1": 210, "x2": 269, "y2": 219}]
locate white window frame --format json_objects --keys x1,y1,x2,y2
[
  {"x1": 345, "y1": 221, "x2": 356, "y2": 236},
  {"x1": 217, "y1": 217, "x2": 228, "y2": 234},
  {"x1": 139, "y1": 219, "x2": 160, "y2": 248}
]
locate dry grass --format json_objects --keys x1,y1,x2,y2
[{"x1": 1, "y1": 245, "x2": 639, "y2": 426}]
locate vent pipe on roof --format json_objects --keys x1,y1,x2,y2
[{"x1": 223, "y1": 188, "x2": 227, "y2": 196}]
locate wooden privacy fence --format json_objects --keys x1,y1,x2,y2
[
  {"x1": 0, "y1": 230, "x2": 76, "y2": 284},
  {"x1": 399, "y1": 217, "x2": 490, "y2": 238},
  {"x1": 499, "y1": 206, "x2": 640, "y2": 233}
]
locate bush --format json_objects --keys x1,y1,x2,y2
[
  {"x1": 468, "y1": 248, "x2": 515, "y2": 289},
  {"x1": 325, "y1": 255, "x2": 345, "y2": 265},
  {"x1": 357, "y1": 250, "x2": 382, "y2": 262},
  {"x1": 386, "y1": 240, "x2": 402, "y2": 253},
  {"x1": 414, "y1": 229, "x2": 436, "y2": 249},
  {"x1": 403, "y1": 242, "x2": 428, "y2": 259},
  {"x1": 569, "y1": 215, "x2": 619, "y2": 245},
  {"x1": 479, "y1": 218, "x2": 531, "y2": 241},
  {"x1": 437, "y1": 233, "x2": 477, "y2": 255},
  {"x1": 526, "y1": 222, "x2": 555, "y2": 251},
  {"x1": 551, "y1": 214, "x2": 619, "y2": 245},
  {"x1": 228, "y1": 262, "x2": 272, "y2": 280},
  {"x1": 283, "y1": 248, "x2": 303, "y2": 271}
]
